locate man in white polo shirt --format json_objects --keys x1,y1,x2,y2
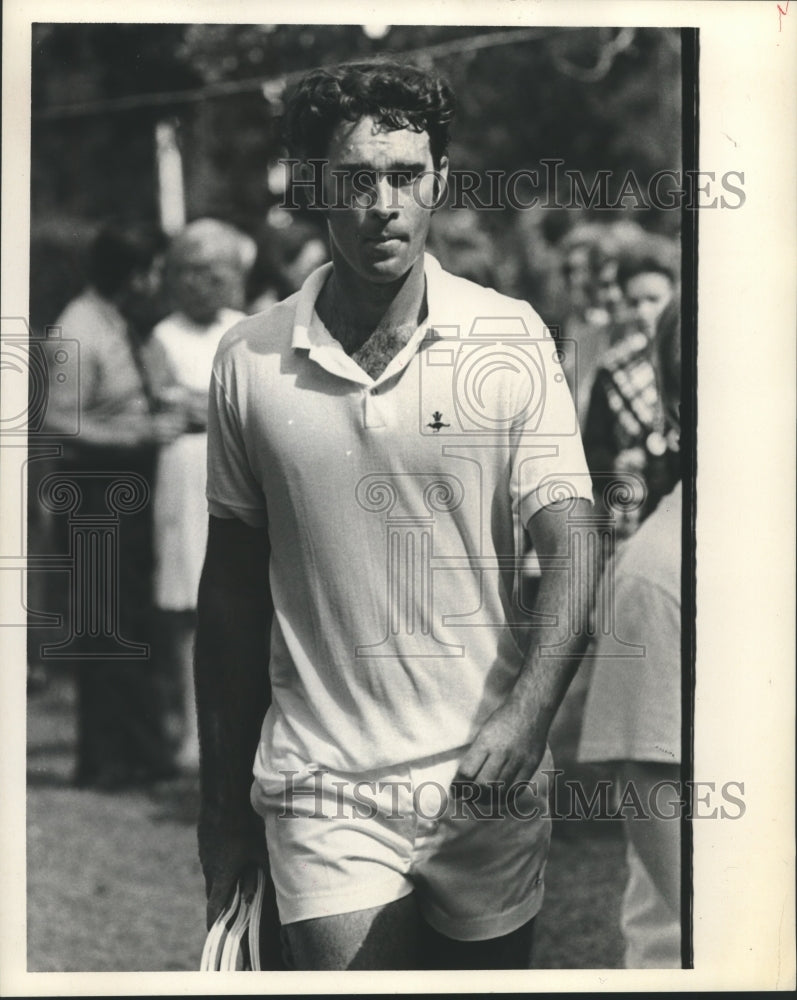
[{"x1": 195, "y1": 60, "x2": 594, "y2": 970}]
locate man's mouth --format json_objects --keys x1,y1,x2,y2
[{"x1": 365, "y1": 233, "x2": 405, "y2": 246}]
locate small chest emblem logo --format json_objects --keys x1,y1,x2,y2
[{"x1": 427, "y1": 411, "x2": 450, "y2": 433}]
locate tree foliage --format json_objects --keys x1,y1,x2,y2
[
  {"x1": 32, "y1": 23, "x2": 681, "y2": 228},
  {"x1": 30, "y1": 24, "x2": 683, "y2": 326}
]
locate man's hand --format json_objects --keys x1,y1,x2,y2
[
  {"x1": 198, "y1": 813, "x2": 286, "y2": 969},
  {"x1": 453, "y1": 500, "x2": 594, "y2": 799},
  {"x1": 452, "y1": 694, "x2": 548, "y2": 795},
  {"x1": 198, "y1": 815, "x2": 267, "y2": 930}
]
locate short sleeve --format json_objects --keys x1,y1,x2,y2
[
  {"x1": 509, "y1": 313, "x2": 593, "y2": 526},
  {"x1": 206, "y1": 365, "x2": 267, "y2": 527},
  {"x1": 48, "y1": 298, "x2": 101, "y2": 419}
]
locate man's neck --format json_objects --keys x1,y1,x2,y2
[{"x1": 316, "y1": 251, "x2": 428, "y2": 358}]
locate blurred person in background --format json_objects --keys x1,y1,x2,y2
[
  {"x1": 45, "y1": 223, "x2": 185, "y2": 789},
  {"x1": 588, "y1": 219, "x2": 652, "y2": 343},
  {"x1": 247, "y1": 216, "x2": 329, "y2": 313},
  {"x1": 427, "y1": 209, "x2": 497, "y2": 287},
  {"x1": 554, "y1": 227, "x2": 620, "y2": 430},
  {"x1": 538, "y1": 227, "x2": 630, "y2": 800},
  {"x1": 531, "y1": 223, "x2": 676, "y2": 844},
  {"x1": 581, "y1": 245, "x2": 678, "y2": 537},
  {"x1": 578, "y1": 297, "x2": 683, "y2": 968},
  {"x1": 279, "y1": 227, "x2": 329, "y2": 297},
  {"x1": 27, "y1": 222, "x2": 93, "y2": 694},
  {"x1": 621, "y1": 255, "x2": 676, "y2": 341},
  {"x1": 591, "y1": 245, "x2": 627, "y2": 342},
  {"x1": 152, "y1": 218, "x2": 256, "y2": 771},
  {"x1": 559, "y1": 232, "x2": 595, "y2": 317}
]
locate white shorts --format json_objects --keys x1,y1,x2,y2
[{"x1": 251, "y1": 746, "x2": 554, "y2": 942}]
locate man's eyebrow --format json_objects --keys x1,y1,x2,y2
[{"x1": 333, "y1": 161, "x2": 429, "y2": 174}]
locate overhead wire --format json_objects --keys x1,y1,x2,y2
[{"x1": 33, "y1": 25, "x2": 574, "y2": 122}]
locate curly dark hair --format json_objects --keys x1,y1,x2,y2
[
  {"x1": 616, "y1": 251, "x2": 677, "y2": 292},
  {"x1": 283, "y1": 60, "x2": 456, "y2": 169}
]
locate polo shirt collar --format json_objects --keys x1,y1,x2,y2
[
  {"x1": 291, "y1": 253, "x2": 447, "y2": 386},
  {"x1": 291, "y1": 261, "x2": 334, "y2": 351}
]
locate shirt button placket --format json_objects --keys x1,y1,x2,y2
[{"x1": 363, "y1": 384, "x2": 385, "y2": 428}]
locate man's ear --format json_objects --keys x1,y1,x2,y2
[
  {"x1": 433, "y1": 156, "x2": 450, "y2": 210},
  {"x1": 296, "y1": 160, "x2": 314, "y2": 184},
  {"x1": 290, "y1": 159, "x2": 326, "y2": 213}
]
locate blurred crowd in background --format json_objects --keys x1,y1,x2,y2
[{"x1": 23, "y1": 23, "x2": 687, "y2": 969}]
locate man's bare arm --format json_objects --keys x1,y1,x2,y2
[
  {"x1": 454, "y1": 498, "x2": 594, "y2": 789},
  {"x1": 195, "y1": 514, "x2": 273, "y2": 929}
]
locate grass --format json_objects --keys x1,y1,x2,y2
[{"x1": 26, "y1": 671, "x2": 624, "y2": 972}]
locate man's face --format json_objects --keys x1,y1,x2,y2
[
  {"x1": 322, "y1": 115, "x2": 447, "y2": 284},
  {"x1": 624, "y1": 271, "x2": 674, "y2": 338}
]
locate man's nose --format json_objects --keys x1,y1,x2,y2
[{"x1": 371, "y1": 176, "x2": 399, "y2": 216}]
